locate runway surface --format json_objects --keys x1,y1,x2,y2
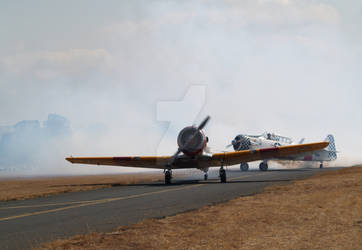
[{"x1": 0, "y1": 167, "x2": 340, "y2": 249}]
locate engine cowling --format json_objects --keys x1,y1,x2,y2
[
  {"x1": 177, "y1": 126, "x2": 207, "y2": 156},
  {"x1": 232, "y1": 135, "x2": 251, "y2": 151}
]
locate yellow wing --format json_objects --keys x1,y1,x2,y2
[
  {"x1": 66, "y1": 142, "x2": 328, "y2": 169},
  {"x1": 210, "y1": 142, "x2": 329, "y2": 166},
  {"x1": 66, "y1": 156, "x2": 171, "y2": 169}
]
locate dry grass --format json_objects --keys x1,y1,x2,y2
[
  {"x1": 39, "y1": 166, "x2": 362, "y2": 250},
  {"x1": 0, "y1": 173, "x2": 163, "y2": 201}
]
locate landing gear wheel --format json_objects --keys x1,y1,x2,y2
[
  {"x1": 204, "y1": 173, "x2": 208, "y2": 181},
  {"x1": 320, "y1": 163, "x2": 323, "y2": 169},
  {"x1": 219, "y1": 168, "x2": 226, "y2": 183},
  {"x1": 240, "y1": 163, "x2": 249, "y2": 171},
  {"x1": 259, "y1": 162, "x2": 268, "y2": 171},
  {"x1": 165, "y1": 170, "x2": 172, "y2": 185}
]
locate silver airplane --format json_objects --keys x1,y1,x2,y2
[{"x1": 228, "y1": 132, "x2": 337, "y2": 171}]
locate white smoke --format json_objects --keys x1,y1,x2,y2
[{"x1": 0, "y1": 1, "x2": 361, "y2": 176}]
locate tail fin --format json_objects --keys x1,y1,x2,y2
[
  {"x1": 324, "y1": 134, "x2": 336, "y2": 151},
  {"x1": 324, "y1": 134, "x2": 337, "y2": 160}
]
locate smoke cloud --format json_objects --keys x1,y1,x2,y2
[{"x1": 0, "y1": 1, "x2": 361, "y2": 176}]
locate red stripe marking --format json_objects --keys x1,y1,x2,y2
[
  {"x1": 303, "y1": 155, "x2": 313, "y2": 161},
  {"x1": 259, "y1": 147, "x2": 278, "y2": 153},
  {"x1": 113, "y1": 157, "x2": 132, "y2": 161}
]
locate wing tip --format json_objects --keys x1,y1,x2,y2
[
  {"x1": 65, "y1": 157, "x2": 74, "y2": 163},
  {"x1": 321, "y1": 141, "x2": 330, "y2": 148}
]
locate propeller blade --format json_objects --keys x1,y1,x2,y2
[
  {"x1": 197, "y1": 115, "x2": 210, "y2": 130},
  {"x1": 226, "y1": 144, "x2": 233, "y2": 148}
]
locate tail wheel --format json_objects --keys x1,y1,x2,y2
[{"x1": 240, "y1": 163, "x2": 249, "y2": 171}]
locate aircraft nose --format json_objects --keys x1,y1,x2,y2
[{"x1": 233, "y1": 135, "x2": 250, "y2": 151}]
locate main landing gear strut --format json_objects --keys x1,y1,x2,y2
[
  {"x1": 164, "y1": 168, "x2": 172, "y2": 185},
  {"x1": 219, "y1": 162, "x2": 227, "y2": 183}
]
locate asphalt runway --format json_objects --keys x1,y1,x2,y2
[{"x1": 0, "y1": 166, "x2": 340, "y2": 249}]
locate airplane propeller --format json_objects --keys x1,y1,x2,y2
[{"x1": 167, "y1": 116, "x2": 210, "y2": 168}]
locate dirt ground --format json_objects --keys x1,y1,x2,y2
[
  {"x1": 0, "y1": 173, "x2": 163, "y2": 201},
  {"x1": 38, "y1": 166, "x2": 362, "y2": 250}
]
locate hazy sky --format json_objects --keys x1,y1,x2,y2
[{"x1": 1, "y1": 0, "x2": 361, "y2": 170}]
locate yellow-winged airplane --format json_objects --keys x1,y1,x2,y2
[{"x1": 66, "y1": 116, "x2": 329, "y2": 184}]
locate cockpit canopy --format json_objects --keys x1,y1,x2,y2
[{"x1": 261, "y1": 132, "x2": 293, "y2": 144}]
